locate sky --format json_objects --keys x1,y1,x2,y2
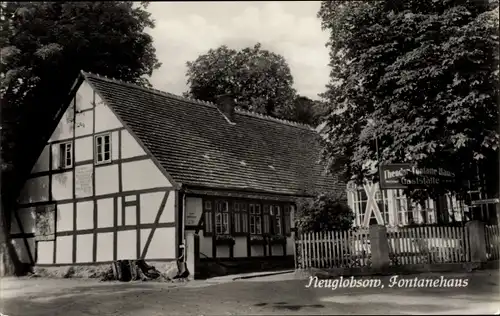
[{"x1": 146, "y1": 1, "x2": 330, "y2": 100}]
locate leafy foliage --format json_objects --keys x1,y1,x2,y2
[
  {"x1": 289, "y1": 95, "x2": 329, "y2": 126},
  {"x1": 0, "y1": 1, "x2": 160, "y2": 275},
  {"x1": 185, "y1": 43, "x2": 297, "y2": 119},
  {"x1": 296, "y1": 193, "x2": 355, "y2": 233},
  {"x1": 1, "y1": 1, "x2": 160, "y2": 188},
  {"x1": 317, "y1": 0, "x2": 499, "y2": 199}
]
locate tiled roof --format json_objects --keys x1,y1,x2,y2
[{"x1": 83, "y1": 71, "x2": 343, "y2": 197}]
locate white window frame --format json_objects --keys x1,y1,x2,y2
[
  {"x1": 215, "y1": 201, "x2": 229, "y2": 235},
  {"x1": 95, "y1": 133, "x2": 112, "y2": 164},
  {"x1": 394, "y1": 191, "x2": 439, "y2": 226},
  {"x1": 394, "y1": 190, "x2": 410, "y2": 226},
  {"x1": 249, "y1": 204, "x2": 262, "y2": 235},
  {"x1": 374, "y1": 190, "x2": 390, "y2": 225},
  {"x1": 446, "y1": 194, "x2": 464, "y2": 222},
  {"x1": 59, "y1": 141, "x2": 73, "y2": 169},
  {"x1": 355, "y1": 189, "x2": 368, "y2": 227},
  {"x1": 425, "y1": 200, "x2": 436, "y2": 223}
]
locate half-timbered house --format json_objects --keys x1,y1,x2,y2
[{"x1": 10, "y1": 71, "x2": 343, "y2": 277}]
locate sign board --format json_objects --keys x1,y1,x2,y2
[
  {"x1": 185, "y1": 204, "x2": 203, "y2": 226},
  {"x1": 471, "y1": 198, "x2": 500, "y2": 206},
  {"x1": 379, "y1": 163, "x2": 456, "y2": 190}
]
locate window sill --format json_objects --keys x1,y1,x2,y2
[
  {"x1": 268, "y1": 236, "x2": 287, "y2": 245},
  {"x1": 214, "y1": 237, "x2": 235, "y2": 246},
  {"x1": 249, "y1": 238, "x2": 267, "y2": 246},
  {"x1": 95, "y1": 160, "x2": 113, "y2": 166}
]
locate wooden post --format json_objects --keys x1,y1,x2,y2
[
  {"x1": 466, "y1": 220, "x2": 487, "y2": 263},
  {"x1": 369, "y1": 224, "x2": 390, "y2": 271},
  {"x1": 194, "y1": 233, "x2": 200, "y2": 279}
]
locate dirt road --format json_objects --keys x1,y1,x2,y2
[{"x1": 1, "y1": 270, "x2": 498, "y2": 315}]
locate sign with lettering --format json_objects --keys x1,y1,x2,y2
[
  {"x1": 379, "y1": 163, "x2": 456, "y2": 189},
  {"x1": 75, "y1": 165, "x2": 93, "y2": 197},
  {"x1": 471, "y1": 198, "x2": 500, "y2": 206},
  {"x1": 185, "y1": 204, "x2": 203, "y2": 226}
]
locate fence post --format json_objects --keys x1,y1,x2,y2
[
  {"x1": 465, "y1": 220, "x2": 487, "y2": 263},
  {"x1": 369, "y1": 224, "x2": 390, "y2": 272}
]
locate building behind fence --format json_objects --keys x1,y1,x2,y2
[{"x1": 295, "y1": 221, "x2": 500, "y2": 271}]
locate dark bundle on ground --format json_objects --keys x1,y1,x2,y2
[{"x1": 101, "y1": 260, "x2": 170, "y2": 282}]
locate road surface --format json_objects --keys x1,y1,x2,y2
[{"x1": 1, "y1": 270, "x2": 499, "y2": 315}]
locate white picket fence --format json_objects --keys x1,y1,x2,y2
[
  {"x1": 295, "y1": 230, "x2": 371, "y2": 270},
  {"x1": 386, "y1": 226, "x2": 470, "y2": 265},
  {"x1": 485, "y1": 225, "x2": 500, "y2": 261}
]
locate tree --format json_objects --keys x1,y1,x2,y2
[
  {"x1": 317, "y1": 0, "x2": 499, "y2": 202},
  {"x1": 295, "y1": 193, "x2": 355, "y2": 233},
  {"x1": 185, "y1": 43, "x2": 296, "y2": 119},
  {"x1": 288, "y1": 95, "x2": 329, "y2": 126},
  {"x1": 0, "y1": 1, "x2": 161, "y2": 275}
]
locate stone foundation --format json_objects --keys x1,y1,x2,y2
[
  {"x1": 33, "y1": 260, "x2": 179, "y2": 280},
  {"x1": 34, "y1": 264, "x2": 111, "y2": 279}
]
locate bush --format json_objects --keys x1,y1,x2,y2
[{"x1": 295, "y1": 193, "x2": 355, "y2": 233}]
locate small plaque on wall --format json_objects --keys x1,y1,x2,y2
[
  {"x1": 35, "y1": 204, "x2": 56, "y2": 241},
  {"x1": 185, "y1": 206, "x2": 203, "y2": 226},
  {"x1": 75, "y1": 165, "x2": 93, "y2": 196}
]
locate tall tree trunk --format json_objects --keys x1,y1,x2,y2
[{"x1": 0, "y1": 201, "x2": 24, "y2": 276}]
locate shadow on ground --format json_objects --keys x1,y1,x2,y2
[{"x1": 254, "y1": 301, "x2": 325, "y2": 311}]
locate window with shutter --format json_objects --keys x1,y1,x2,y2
[
  {"x1": 59, "y1": 142, "x2": 73, "y2": 168},
  {"x1": 203, "y1": 200, "x2": 213, "y2": 235}
]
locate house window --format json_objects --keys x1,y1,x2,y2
[
  {"x1": 446, "y1": 194, "x2": 464, "y2": 222},
  {"x1": 409, "y1": 200, "x2": 425, "y2": 224},
  {"x1": 203, "y1": 200, "x2": 213, "y2": 234},
  {"x1": 273, "y1": 205, "x2": 282, "y2": 235},
  {"x1": 425, "y1": 200, "x2": 435, "y2": 223},
  {"x1": 263, "y1": 205, "x2": 271, "y2": 234},
  {"x1": 374, "y1": 190, "x2": 390, "y2": 225},
  {"x1": 249, "y1": 203, "x2": 262, "y2": 235},
  {"x1": 395, "y1": 192, "x2": 440, "y2": 226},
  {"x1": 240, "y1": 203, "x2": 248, "y2": 234},
  {"x1": 354, "y1": 189, "x2": 368, "y2": 226},
  {"x1": 233, "y1": 202, "x2": 243, "y2": 234},
  {"x1": 232, "y1": 202, "x2": 248, "y2": 234},
  {"x1": 59, "y1": 142, "x2": 73, "y2": 168},
  {"x1": 95, "y1": 133, "x2": 111, "y2": 164},
  {"x1": 413, "y1": 200, "x2": 435, "y2": 224},
  {"x1": 395, "y1": 190, "x2": 409, "y2": 225},
  {"x1": 215, "y1": 201, "x2": 229, "y2": 235},
  {"x1": 395, "y1": 190, "x2": 423, "y2": 225},
  {"x1": 283, "y1": 205, "x2": 291, "y2": 236}
]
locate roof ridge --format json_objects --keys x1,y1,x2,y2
[
  {"x1": 234, "y1": 108, "x2": 313, "y2": 130},
  {"x1": 80, "y1": 70, "x2": 314, "y2": 130},
  {"x1": 81, "y1": 70, "x2": 215, "y2": 107}
]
